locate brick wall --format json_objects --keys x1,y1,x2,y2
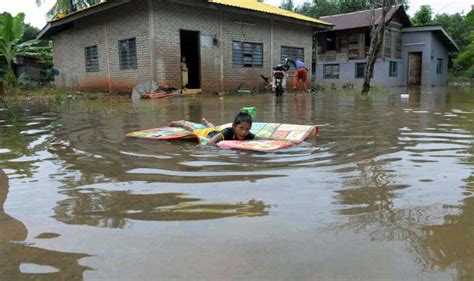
[
  {"x1": 52, "y1": 0, "x2": 313, "y2": 93},
  {"x1": 53, "y1": 0, "x2": 151, "y2": 92}
]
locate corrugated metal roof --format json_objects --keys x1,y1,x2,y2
[
  {"x1": 319, "y1": 5, "x2": 409, "y2": 31},
  {"x1": 208, "y1": 0, "x2": 332, "y2": 26}
]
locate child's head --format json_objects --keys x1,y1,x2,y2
[{"x1": 232, "y1": 112, "x2": 252, "y2": 140}]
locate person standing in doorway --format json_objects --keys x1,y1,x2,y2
[
  {"x1": 181, "y1": 56, "x2": 188, "y2": 92},
  {"x1": 286, "y1": 57, "x2": 308, "y2": 93}
]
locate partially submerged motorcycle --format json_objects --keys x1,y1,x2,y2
[{"x1": 260, "y1": 64, "x2": 289, "y2": 96}]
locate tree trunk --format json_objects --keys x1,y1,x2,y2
[
  {"x1": 361, "y1": 24, "x2": 385, "y2": 94},
  {"x1": 361, "y1": 1, "x2": 392, "y2": 95}
]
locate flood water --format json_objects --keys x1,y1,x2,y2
[{"x1": 0, "y1": 87, "x2": 473, "y2": 280}]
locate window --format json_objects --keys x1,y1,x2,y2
[
  {"x1": 84, "y1": 45, "x2": 99, "y2": 72},
  {"x1": 355, "y1": 63, "x2": 366, "y2": 79},
  {"x1": 119, "y1": 38, "x2": 137, "y2": 70},
  {"x1": 281, "y1": 46, "x2": 304, "y2": 64},
  {"x1": 436, "y1": 58, "x2": 443, "y2": 74},
  {"x1": 326, "y1": 32, "x2": 336, "y2": 51},
  {"x1": 232, "y1": 41, "x2": 263, "y2": 68},
  {"x1": 323, "y1": 64, "x2": 339, "y2": 79},
  {"x1": 365, "y1": 31, "x2": 371, "y2": 47},
  {"x1": 389, "y1": 61, "x2": 398, "y2": 77}
]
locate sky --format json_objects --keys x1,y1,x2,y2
[{"x1": 0, "y1": 0, "x2": 472, "y2": 29}]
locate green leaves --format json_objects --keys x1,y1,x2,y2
[
  {"x1": 0, "y1": 12, "x2": 25, "y2": 45},
  {"x1": 411, "y1": 5, "x2": 433, "y2": 26},
  {"x1": 44, "y1": 0, "x2": 103, "y2": 19}
]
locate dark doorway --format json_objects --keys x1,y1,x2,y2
[
  {"x1": 180, "y1": 30, "x2": 201, "y2": 89},
  {"x1": 408, "y1": 52, "x2": 422, "y2": 86}
]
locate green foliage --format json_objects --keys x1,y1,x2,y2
[
  {"x1": 19, "y1": 24, "x2": 40, "y2": 43},
  {"x1": 411, "y1": 5, "x2": 432, "y2": 26},
  {"x1": 295, "y1": 0, "x2": 339, "y2": 18},
  {"x1": 16, "y1": 40, "x2": 53, "y2": 67},
  {"x1": 37, "y1": 0, "x2": 103, "y2": 19},
  {"x1": 0, "y1": 12, "x2": 53, "y2": 89},
  {"x1": 280, "y1": 0, "x2": 295, "y2": 11},
  {"x1": 0, "y1": 12, "x2": 26, "y2": 86},
  {"x1": 466, "y1": 7, "x2": 474, "y2": 25},
  {"x1": 291, "y1": 0, "x2": 408, "y2": 19},
  {"x1": 433, "y1": 13, "x2": 473, "y2": 50},
  {"x1": 453, "y1": 8, "x2": 474, "y2": 78}
]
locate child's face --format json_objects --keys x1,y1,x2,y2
[{"x1": 233, "y1": 122, "x2": 251, "y2": 140}]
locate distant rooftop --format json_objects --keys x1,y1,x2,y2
[
  {"x1": 402, "y1": 25, "x2": 460, "y2": 52},
  {"x1": 319, "y1": 5, "x2": 410, "y2": 31}
]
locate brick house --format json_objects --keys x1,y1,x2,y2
[
  {"x1": 315, "y1": 5, "x2": 459, "y2": 87},
  {"x1": 38, "y1": 0, "x2": 332, "y2": 93}
]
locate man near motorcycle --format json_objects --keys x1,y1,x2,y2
[{"x1": 285, "y1": 57, "x2": 308, "y2": 93}]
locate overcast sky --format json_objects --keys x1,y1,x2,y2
[{"x1": 0, "y1": 0, "x2": 472, "y2": 29}]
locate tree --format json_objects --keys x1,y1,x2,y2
[
  {"x1": 36, "y1": 0, "x2": 103, "y2": 19},
  {"x1": 280, "y1": 0, "x2": 295, "y2": 11},
  {"x1": 295, "y1": 0, "x2": 340, "y2": 18},
  {"x1": 294, "y1": 0, "x2": 408, "y2": 19},
  {"x1": 453, "y1": 7, "x2": 474, "y2": 78},
  {"x1": 339, "y1": 0, "x2": 370, "y2": 14},
  {"x1": 19, "y1": 24, "x2": 40, "y2": 44},
  {"x1": 0, "y1": 12, "x2": 25, "y2": 86},
  {"x1": 434, "y1": 13, "x2": 473, "y2": 50},
  {"x1": 361, "y1": 1, "x2": 395, "y2": 95},
  {"x1": 411, "y1": 5, "x2": 433, "y2": 26}
]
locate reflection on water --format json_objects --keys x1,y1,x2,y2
[
  {"x1": 0, "y1": 169, "x2": 91, "y2": 280},
  {"x1": 0, "y1": 87, "x2": 473, "y2": 280},
  {"x1": 54, "y1": 188, "x2": 269, "y2": 228}
]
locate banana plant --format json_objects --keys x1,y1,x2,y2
[{"x1": 0, "y1": 12, "x2": 25, "y2": 86}]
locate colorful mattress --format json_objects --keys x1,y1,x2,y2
[{"x1": 126, "y1": 122, "x2": 318, "y2": 152}]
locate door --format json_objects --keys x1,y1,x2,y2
[
  {"x1": 180, "y1": 30, "x2": 201, "y2": 89},
  {"x1": 408, "y1": 52, "x2": 422, "y2": 86}
]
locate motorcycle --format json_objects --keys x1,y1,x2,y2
[{"x1": 260, "y1": 64, "x2": 289, "y2": 97}]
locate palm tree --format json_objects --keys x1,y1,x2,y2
[{"x1": 36, "y1": 0, "x2": 103, "y2": 19}]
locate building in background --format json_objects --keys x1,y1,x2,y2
[
  {"x1": 38, "y1": 0, "x2": 332, "y2": 93},
  {"x1": 315, "y1": 5, "x2": 459, "y2": 88}
]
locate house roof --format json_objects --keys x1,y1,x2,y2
[
  {"x1": 319, "y1": 5, "x2": 410, "y2": 31},
  {"x1": 208, "y1": 0, "x2": 332, "y2": 27},
  {"x1": 38, "y1": 0, "x2": 131, "y2": 40},
  {"x1": 38, "y1": 0, "x2": 332, "y2": 39},
  {"x1": 402, "y1": 25, "x2": 460, "y2": 52}
]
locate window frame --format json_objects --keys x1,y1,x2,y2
[
  {"x1": 323, "y1": 64, "x2": 340, "y2": 79},
  {"x1": 118, "y1": 37, "x2": 138, "y2": 70},
  {"x1": 325, "y1": 31, "x2": 336, "y2": 51},
  {"x1": 232, "y1": 41, "x2": 263, "y2": 68},
  {"x1": 84, "y1": 45, "x2": 99, "y2": 73},
  {"x1": 281, "y1": 46, "x2": 304, "y2": 64},
  {"x1": 355, "y1": 63, "x2": 366, "y2": 79},
  {"x1": 389, "y1": 61, "x2": 398, "y2": 77},
  {"x1": 436, "y1": 58, "x2": 443, "y2": 74}
]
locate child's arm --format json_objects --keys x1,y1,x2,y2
[
  {"x1": 168, "y1": 120, "x2": 194, "y2": 132},
  {"x1": 201, "y1": 118, "x2": 215, "y2": 128},
  {"x1": 207, "y1": 133, "x2": 224, "y2": 145}
]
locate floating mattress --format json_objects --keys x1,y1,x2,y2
[{"x1": 126, "y1": 122, "x2": 318, "y2": 152}]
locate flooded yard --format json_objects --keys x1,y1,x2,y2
[{"x1": 0, "y1": 87, "x2": 473, "y2": 280}]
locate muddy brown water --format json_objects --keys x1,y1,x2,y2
[{"x1": 0, "y1": 87, "x2": 473, "y2": 280}]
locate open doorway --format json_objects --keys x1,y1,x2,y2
[
  {"x1": 408, "y1": 52, "x2": 422, "y2": 86},
  {"x1": 180, "y1": 30, "x2": 201, "y2": 89}
]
